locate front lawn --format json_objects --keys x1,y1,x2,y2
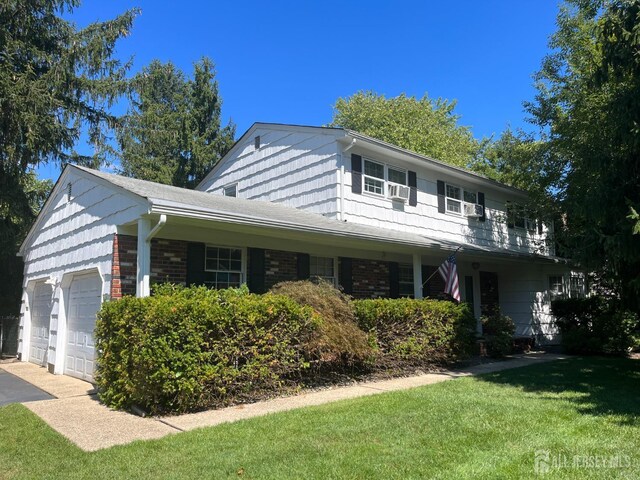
[{"x1": 1, "y1": 356, "x2": 638, "y2": 479}]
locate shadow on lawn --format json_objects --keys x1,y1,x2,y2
[{"x1": 475, "y1": 356, "x2": 640, "y2": 425}]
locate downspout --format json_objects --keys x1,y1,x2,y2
[
  {"x1": 339, "y1": 138, "x2": 357, "y2": 222},
  {"x1": 137, "y1": 214, "x2": 167, "y2": 298},
  {"x1": 147, "y1": 214, "x2": 167, "y2": 242}
]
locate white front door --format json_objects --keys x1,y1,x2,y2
[
  {"x1": 65, "y1": 273, "x2": 102, "y2": 382},
  {"x1": 29, "y1": 281, "x2": 53, "y2": 366}
]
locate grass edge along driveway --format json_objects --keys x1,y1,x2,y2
[{"x1": 1, "y1": 356, "x2": 638, "y2": 479}]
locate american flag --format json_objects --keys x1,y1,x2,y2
[{"x1": 438, "y1": 254, "x2": 460, "y2": 301}]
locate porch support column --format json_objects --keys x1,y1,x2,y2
[
  {"x1": 136, "y1": 217, "x2": 151, "y2": 297},
  {"x1": 412, "y1": 253, "x2": 423, "y2": 299}
]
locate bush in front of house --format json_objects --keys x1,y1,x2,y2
[
  {"x1": 269, "y1": 280, "x2": 375, "y2": 368},
  {"x1": 481, "y1": 312, "x2": 515, "y2": 357},
  {"x1": 95, "y1": 284, "x2": 319, "y2": 414},
  {"x1": 552, "y1": 297, "x2": 640, "y2": 355},
  {"x1": 353, "y1": 298, "x2": 477, "y2": 367}
]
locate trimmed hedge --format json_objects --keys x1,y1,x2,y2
[
  {"x1": 353, "y1": 298, "x2": 476, "y2": 366},
  {"x1": 96, "y1": 285, "x2": 319, "y2": 414},
  {"x1": 96, "y1": 283, "x2": 479, "y2": 414},
  {"x1": 552, "y1": 297, "x2": 640, "y2": 355},
  {"x1": 481, "y1": 313, "x2": 515, "y2": 357},
  {"x1": 270, "y1": 280, "x2": 375, "y2": 368}
]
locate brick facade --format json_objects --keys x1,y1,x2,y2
[
  {"x1": 263, "y1": 249, "x2": 298, "y2": 289},
  {"x1": 351, "y1": 258, "x2": 390, "y2": 299},
  {"x1": 150, "y1": 239, "x2": 187, "y2": 286},
  {"x1": 110, "y1": 234, "x2": 188, "y2": 299},
  {"x1": 110, "y1": 234, "x2": 137, "y2": 298},
  {"x1": 110, "y1": 235, "x2": 442, "y2": 302}
]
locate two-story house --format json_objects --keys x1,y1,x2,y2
[{"x1": 17, "y1": 123, "x2": 579, "y2": 382}]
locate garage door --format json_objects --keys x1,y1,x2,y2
[
  {"x1": 29, "y1": 281, "x2": 53, "y2": 366},
  {"x1": 65, "y1": 273, "x2": 102, "y2": 382}
]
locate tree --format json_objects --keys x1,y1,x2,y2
[
  {"x1": 524, "y1": 0, "x2": 640, "y2": 311},
  {"x1": 329, "y1": 91, "x2": 482, "y2": 169},
  {"x1": 118, "y1": 58, "x2": 235, "y2": 189},
  {"x1": 0, "y1": 0, "x2": 137, "y2": 315}
]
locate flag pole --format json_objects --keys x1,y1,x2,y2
[{"x1": 421, "y1": 245, "x2": 462, "y2": 288}]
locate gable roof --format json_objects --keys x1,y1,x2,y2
[
  {"x1": 57, "y1": 165, "x2": 561, "y2": 263},
  {"x1": 196, "y1": 122, "x2": 528, "y2": 198}
]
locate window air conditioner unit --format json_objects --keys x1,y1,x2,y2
[
  {"x1": 388, "y1": 184, "x2": 410, "y2": 202},
  {"x1": 463, "y1": 203, "x2": 484, "y2": 217}
]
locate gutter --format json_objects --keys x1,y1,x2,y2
[{"x1": 149, "y1": 199, "x2": 566, "y2": 264}]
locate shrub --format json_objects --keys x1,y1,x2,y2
[
  {"x1": 95, "y1": 284, "x2": 319, "y2": 414},
  {"x1": 353, "y1": 298, "x2": 476, "y2": 367},
  {"x1": 481, "y1": 313, "x2": 515, "y2": 357},
  {"x1": 552, "y1": 297, "x2": 640, "y2": 355},
  {"x1": 270, "y1": 280, "x2": 375, "y2": 368}
]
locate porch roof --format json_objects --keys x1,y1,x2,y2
[{"x1": 75, "y1": 165, "x2": 565, "y2": 264}]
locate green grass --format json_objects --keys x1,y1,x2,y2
[{"x1": 1, "y1": 356, "x2": 639, "y2": 479}]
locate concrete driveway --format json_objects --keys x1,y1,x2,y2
[{"x1": 0, "y1": 368, "x2": 53, "y2": 406}]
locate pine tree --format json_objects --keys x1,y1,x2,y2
[{"x1": 118, "y1": 58, "x2": 236, "y2": 188}]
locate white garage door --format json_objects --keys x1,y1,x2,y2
[
  {"x1": 65, "y1": 273, "x2": 102, "y2": 382},
  {"x1": 29, "y1": 281, "x2": 53, "y2": 366}
]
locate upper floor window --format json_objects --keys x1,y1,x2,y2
[
  {"x1": 364, "y1": 159, "x2": 385, "y2": 195},
  {"x1": 205, "y1": 246, "x2": 243, "y2": 289},
  {"x1": 388, "y1": 167, "x2": 407, "y2": 186},
  {"x1": 507, "y1": 202, "x2": 536, "y2": 233},
  {"x1": 445, "y1": 183, "x2": 477, "y2": 215},
  {"x1": 310, "y1": 256, "x2": 336, "y2": 285},
  {"x1": 223, "y1": 184, "x2": 237, "y2": 197},
  {"x1": 363, "y1": 158, "x2": 407, "y2": 196}
]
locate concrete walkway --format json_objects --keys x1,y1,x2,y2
[{"x1": 2, "y1": 352, "x2": 567, "y2": 452}]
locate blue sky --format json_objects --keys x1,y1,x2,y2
[{"x1": 37, "y1": 0, "x2": 560, "y2": 180}]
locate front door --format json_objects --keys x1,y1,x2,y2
[{"x1": 479, "y1": 271, "x2": 500, "y2": 317}]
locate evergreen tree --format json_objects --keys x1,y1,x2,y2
[
  {"x1": 118, "y1": 58, "x2": 235, "y2": 188},
  {"x1": 520, "y1": 0, "x2": 640, "y2": 310},
  {"x1": 0, "y1": 0, "x2": 137, "y2": 315}
]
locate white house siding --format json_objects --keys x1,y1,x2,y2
[
  {"x1": 19, "y1": 169, "x2": 147, "y2": 373},
  {"x1": 495, "y1": 264, "x2": 561, "y2": 344},
  {"x1": 341, "y1": 147, "x2": 553, "y2": 257},
  {"x1": 199, "y1": 126, "x2": 341, "y2": 218}
]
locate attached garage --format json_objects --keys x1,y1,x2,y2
[
  {"x1": 29, "y1": 281, "x2": 53, "y2": 366},
  {"x1": 64, "y1": 272, "x2": 102, "y2": 382}
]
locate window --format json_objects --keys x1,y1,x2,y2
[
  {"x1": 548, "y1": 275, "x2": 565, "y2": 301},
  {"x1": 205, "y1": 246, "x2": 243, "y2": 289},
  {"x1": 363, "y1": 159, "x2": 385, "y2": 195},
  {"x1": 362, "y1": 158, "x2": 409, "y2": 197},
  {"x1": 445, "y1": 183, "x2": 476, "y2": 215},
  {"x1": 223, "y1": 184, "x2": 237, "y2": 197},
  {"x1": 570, "y1": 274, "x2": 586, "y2": 298},
  {"x1": 310, "y1": 256, "x2": 336, "y2": 285},
  {"x1": 388, "y1": 167, "x2": 407, "y2": 186},
  {"x1": 398, "y1": 263, "x2": 414, "y2": 297},
  {"x1": 507, "y1": 202, "x2": 537, "y2": 232}
]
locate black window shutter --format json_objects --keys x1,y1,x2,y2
[
  {"x1": 477, "y1": 191, "x2": 486, "y2": 222},
  {"x1": 351, "y1": 154, "x2": 362, "y2": 194},
  {"x1": 537, "y1": 219, "x2": 543, "y2": 235},
  {"x1": 297, "y1": 253, "x2": 310, "y2": 280},
  {"x1": 421, "y1": 264, "x2": 430, "y2": 297},
  {"x1": 506, "y1": 202, "x2": 515, "y2": 229},
  {"x1": 186, "y1": 243, "x2": 206, "y2": 286},
  {"x1": 389, "y1": 262, "x2": 400, "y2": 298},
  {"x1": 437, "y1": 180, "x2": 446, "y2": 213},
  {"x1": 247, "y1": 248, "x2": 266, "y2": 293},
  {"x1": 339, "y1": 257, "x2": 353, "y2": 294},
  {"x1": 408, "y1": 171, "x2": 418, "y2": 207}
]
